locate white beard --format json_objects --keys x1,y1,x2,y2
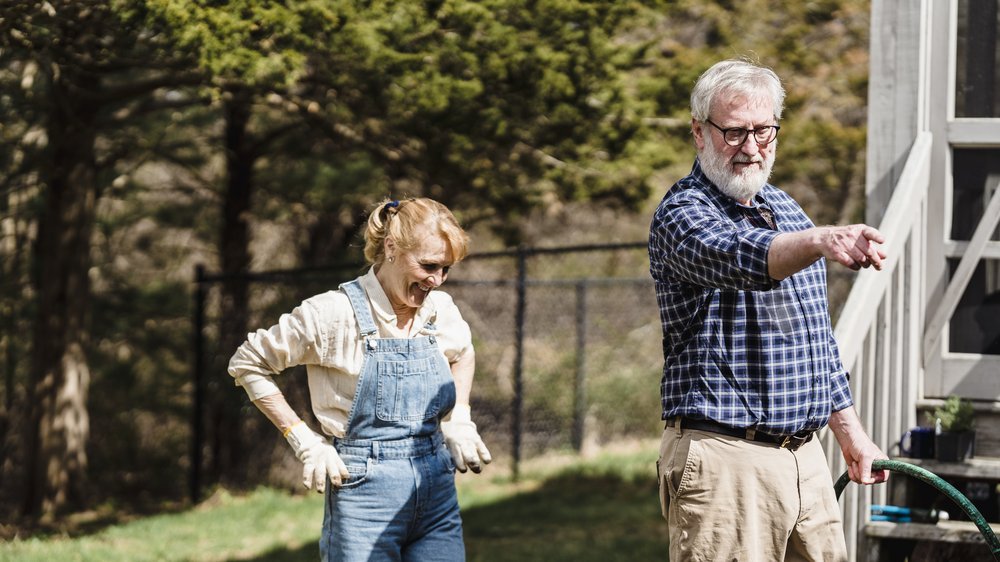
[{"x1": 698, "y1": 137, "x2": 775, "y2": 203}]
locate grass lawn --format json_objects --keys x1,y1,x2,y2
[{"x1": 0, "y1": 440, "x2": 668, "y2": 561}]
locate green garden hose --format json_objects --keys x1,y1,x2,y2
[{"x1": 834, "y1": 458, "x2": 1000, "y2": 560}]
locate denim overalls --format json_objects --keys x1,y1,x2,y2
[{"x1": 320, "y1": 280, "x2": 463, "y2": 561}]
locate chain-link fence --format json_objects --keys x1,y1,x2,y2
[
  {"x1": 445, "y1": 244, "x2": 662, "y2": 470},
  {"x1": 191, "y1": 242, "x2": 661, "y2": 501}
]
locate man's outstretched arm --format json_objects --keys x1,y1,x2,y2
[{"x1": 768, "y1": 224, "x2": 887, "y2": 280}]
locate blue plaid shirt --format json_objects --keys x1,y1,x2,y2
[{"x1": 648, "y1": 159, "x2": 853, "y2": 436}]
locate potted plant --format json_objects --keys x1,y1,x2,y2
[{"x1": 928, "y1": 395, "x2": 976, "y2": 462}]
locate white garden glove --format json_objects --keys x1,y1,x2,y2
[
  {"x1": 441, "y1": 404, "x2": 492, "y2": 474},
  {"x1": 285, "y1": 422, "x2": 350, "y2": 493}
]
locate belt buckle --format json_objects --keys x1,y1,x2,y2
[{"x1": 780, "y1": 433, "x2": 809, "y2": 450}]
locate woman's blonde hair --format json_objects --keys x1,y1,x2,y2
[{"x1": 363, "y1": 197, "x2": 470, "y2": 265}]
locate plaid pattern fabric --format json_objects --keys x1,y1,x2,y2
[{"x1": 648, "y1": 159, "x2": 853, "y2": 436}]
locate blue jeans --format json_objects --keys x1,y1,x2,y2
[{"x1": 320, "y1": 434, "x2": 464, "y2": 561}]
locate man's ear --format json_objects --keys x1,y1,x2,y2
[{"x1": 692, "y1": 119, "x2": 706, "y2": 151}]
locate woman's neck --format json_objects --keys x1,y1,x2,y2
[{"x1": 392, "y1": 303, "x2": 415, "y2": 331}]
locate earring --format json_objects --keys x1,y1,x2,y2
[{"x1": 388, "y1": 256, "x2": 395, "y2": 263}]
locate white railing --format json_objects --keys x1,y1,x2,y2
[{"x1": 824, "y1": 131, "x2": 932, "y2": 560}]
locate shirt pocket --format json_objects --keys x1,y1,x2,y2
[{"x1": 375, "y1": 357, "x2": 440, "y2": 422}]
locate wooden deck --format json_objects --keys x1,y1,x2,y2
[
  {"x1": 864, "y1": 519, "x2": 1000, "y2": 544},
  {"x1": 861, "y1": 456, "x2": 1000, "y2": 560}
]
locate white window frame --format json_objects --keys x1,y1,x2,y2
[{"x1": 925, "y1": 0, "x2": 1000, "y2": 400}]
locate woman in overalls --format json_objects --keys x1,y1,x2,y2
[{"x1": 229, "y1": 197, "x2": 492, "y2": 561}]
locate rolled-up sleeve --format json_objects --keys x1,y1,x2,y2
[
  {"x1": 430, "y1": 293, "x2": 473, "y2": 363},
  {"x1": 828, "y1": 330, "x2": 854, "y2": 411},
  {"x1": 653, "y1": 194, "x2": 780, "y2": 291},
  {"x1": 227, "y1": 300, "x2": 327, "y2": 400}
]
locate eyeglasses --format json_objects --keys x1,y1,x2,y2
[{"x1": 705, "y1": 119, "x2": 780, "y2": 146}]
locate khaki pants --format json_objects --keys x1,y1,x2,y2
[{"x1": 658, "y1": 424, "x2": 848, "y2": 562}]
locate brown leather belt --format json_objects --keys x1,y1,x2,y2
[{"x1": 665, "y1": 417, "x2": 813, "y2": 451}]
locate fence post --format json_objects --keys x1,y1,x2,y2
[
  {"x1": 572, "y1": 281, "x2": 588, "y2": 451},
  {"x1": 190, "y1": 264, "x2": 206, "y2": 504},
  {"x1": 512, "y1": 247, "x2": 527, "y2": 480}
]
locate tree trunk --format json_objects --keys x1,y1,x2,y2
[
  {"x1": 302, "y1": 205, "x2": 367, "y2": 267},
  {"x1": 210, "y1": 89, "x2": 255, "y2": 486},
  {"x1": 0, "y1": 175, "x2": 31, "y2": 508},
  {"x1": 23, "y1": 79, "x2": 97, "y2": 521}
]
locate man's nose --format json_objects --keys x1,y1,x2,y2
[{"x1": 739, "y1": 134, "x2": 761, "y2": 155}]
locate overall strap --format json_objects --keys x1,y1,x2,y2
[{"x1": 339, "y1": 280, "x2": 378, "y2": 340}]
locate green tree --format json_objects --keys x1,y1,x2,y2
[
  {"x1": 0, "y1": 0, "x2": 202, "y2": 521},
  {"x1": 140, "y1": 0, "x2": 660, "y2": 487},
  {"x1": 150, "y1": 0, "x2": 655, "y2": 242},
  {"x1": 624, "y1": 0, "x2": 870, "y2": 224},
  {"x1": 0, "y1": 0, "x2": 875, "y2": 524}
]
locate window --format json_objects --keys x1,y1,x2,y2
[
  {"x1": 951, "y1": 149, "x2": 1000, "y2": 241},
  {"x1": 956, "y1": 0, "x2": 1000, "y2": 118},
  {"x1": 949, "y1": 259, "x2": 1000, "y2": 354},
  {"x1": 949, "y1": 149, "x2": 1000, "y2": 354}
]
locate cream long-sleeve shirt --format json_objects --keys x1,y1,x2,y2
[{"x1": 227, "y1": 268, "x2": 473, "y2": 438}]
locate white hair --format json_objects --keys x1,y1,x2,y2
[{"x1": 690, "y1": 59, "x2": 785, "y2": 122}]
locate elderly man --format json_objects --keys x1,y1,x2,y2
[{"x1": 648, "y1": 59, "x2": 888, "y2": 561}]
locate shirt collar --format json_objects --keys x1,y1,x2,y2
[{"x1": 360, "y1": 266, "x2": 436, "y2": 326}]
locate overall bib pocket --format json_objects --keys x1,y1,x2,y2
[{"x1": 375, "y1": 357, "x2": 439, "y2": 422}]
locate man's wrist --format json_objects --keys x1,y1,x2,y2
[{"x1": 828, "y1": 406, "x2": 865, "y2": 442}]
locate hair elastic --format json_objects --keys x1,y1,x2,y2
[{"x1": 384, "y1": 200, "x2": 399, "y2": 212}]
